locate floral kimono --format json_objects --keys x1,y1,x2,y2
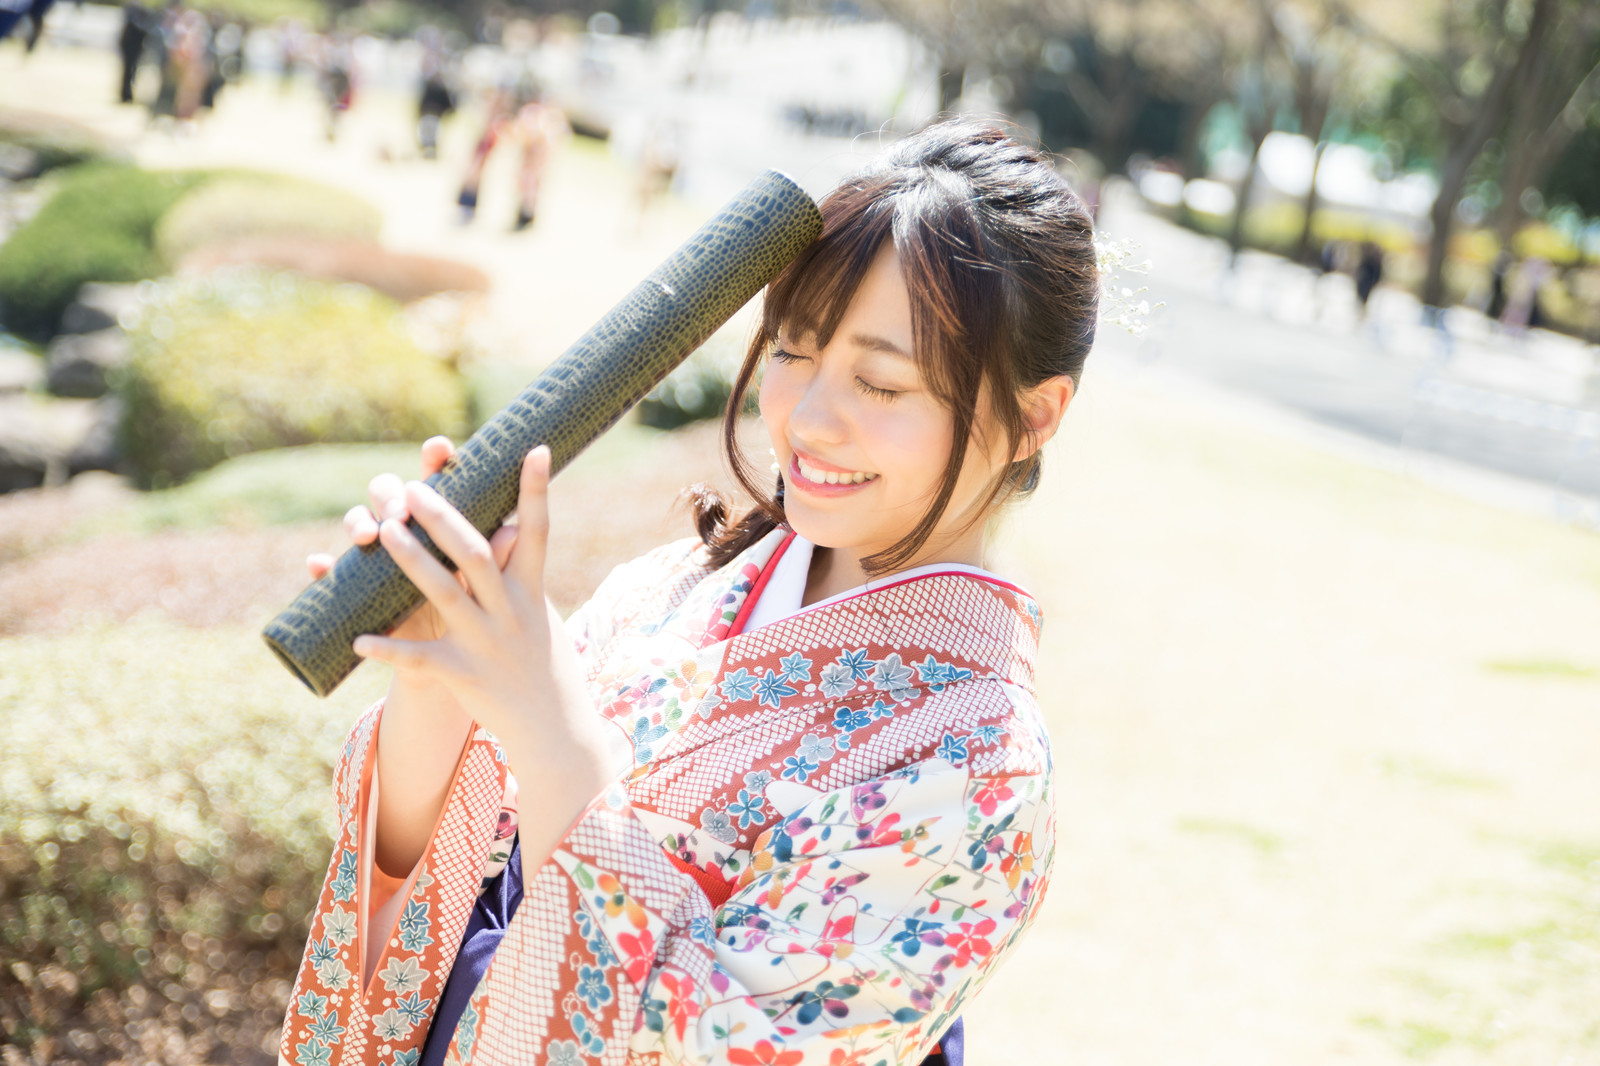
[{"x1": 280, "y1": 527, "x2": 1057, "y2": 1066}]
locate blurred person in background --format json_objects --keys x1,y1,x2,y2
[
  {"x1": 116, "y1": 1, "x2": 149, "y2": 103},
  {"x1": 455, "y1": 85, "x2": 514, "y2": 224},
  {"x1": 1487, "y1": 250, "x2": 1512, "y2": 325},
  {"x1": 1354, "y1": 240, "x2": 1384, "y2": 320},
  {"x1": 317, "y1": 32, "x2": 354, "y2": 142},
  {"x1": 278, "y1": 17, "x2": 307, "y2": 91},
  {"x1": 1501, "y1": 256, "x2": 1552, "y2": 338},
  {"x1": 0, "y1": 0, "x2": 54, "y2": 50},
  {"x1": 146, "y1": 0, "x2": 179, "y2": 123},
  {"x1": 200, "y1": 13, "x2": 243, "y2": 113},
  {"x1": 170, "y1": 5, "x2": 209, "y2": 124},
  {"x1": 415, "y1": 27, "x2": 455, "y2": 161},
  {"x1": 456, "y1": 79, "x2": 568, "y2": 231},
  {"x1": 507, "y1": 82, "x2": 568, "y2": 230}
]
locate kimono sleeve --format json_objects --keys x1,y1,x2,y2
[
  {"x1": 563, "y1": 536, "x2": 707, "y2": 672},
  {"x1": 446, "y1": 757, "x2": 1055, "y2": 1066}
]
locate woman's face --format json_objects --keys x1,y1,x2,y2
[{"x1": 758, "y1": 242, "x2": 1010, "y2": 572}]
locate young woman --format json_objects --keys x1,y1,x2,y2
[{"x1": 282, "y1": 118, "x2": 1098, "y2": 1066}]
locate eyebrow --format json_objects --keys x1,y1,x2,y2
[{"x1": 850, "y1": 332, "x2": 913, "y2": 359}]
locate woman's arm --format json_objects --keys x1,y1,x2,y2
[
  {"x1": 307, "y1": 436, "x2": 493, "y2": 878},
  {"x1": 372, "y1": 676, "x2": 474, "y2": 876}
]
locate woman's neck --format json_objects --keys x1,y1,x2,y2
[{"x1": 799, "y1": 529, "x2": 987, "y2": 607}]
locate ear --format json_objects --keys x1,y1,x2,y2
[{"x1": 1013, "y1": 375, "x2": 1076, "y2": 463}]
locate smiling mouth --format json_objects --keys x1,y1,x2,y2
[{"x1": 791, "y1": 454, "x2": 879, "y2": 488}]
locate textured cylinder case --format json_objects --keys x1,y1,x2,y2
[{"x1": 262, "y1": 169, "x2": 822, "y2": 696}]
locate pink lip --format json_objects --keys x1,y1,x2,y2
[{"x1": 787, "y1": 453, "x2": 877, "y2": 497}]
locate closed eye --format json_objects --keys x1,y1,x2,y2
[
  {"x1": 770, "y1": 346, "x2": 807, "y2": 364},
  {"x1": 854, "y1": 377, "x2": 899, "y2": 402}
]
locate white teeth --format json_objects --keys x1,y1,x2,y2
[{"x1": 797, "y1": 457, "x2": 876, "y2": 486}]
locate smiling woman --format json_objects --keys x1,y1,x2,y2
[
  {"x1": 697, "y1": 120, "x2": 1098, "y2": 589},
  {"x1": 285, "y1": 117, "x2": 1098, "y2": 1066}
]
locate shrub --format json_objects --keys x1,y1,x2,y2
[
  {"x1": 116, "y1": 270, "x2": 468, "y2": 485},
  {"x1": 155, "y1": 176, "x2": 382, "y2": 265},
  {"x1": 0, "y1": 112, "x2": 121, "y2": 177},
  {"x1": 178, "y1": 237, "x2": 489, "y2": 304},
  {"x1": 0, "y1": 619, "x2": 388, "y2": 1062},
  {"x1": 0, "y1": 165, "x2": 210, "y2": 339},
  {"x1": 636, "y1": 327, "x2": 753, "y2": 430}
]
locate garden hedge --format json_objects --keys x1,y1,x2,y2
[
  {"x1": 155, "y1": 176, "x2": 383, "y2": 265},
  {"x1": 0, "y1": 621, "x2": 387, "y2": 1063},
  {"x1": 0, "y1": 165, "x2": 209, "y2": 339},
  {"x1": 115, "y1": 270, "x2": 468, "y2": 486}
]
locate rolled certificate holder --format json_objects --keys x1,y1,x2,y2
[{"x1": 263, "y1": 169, "x2": 822, "y2": 696}]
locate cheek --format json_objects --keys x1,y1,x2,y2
[
  {"x1": 757, "y1": 370, "x2": 791, "y2": 437},
  {"x1": 876, "y1": 404, "x2": 953, "y2": 491}
]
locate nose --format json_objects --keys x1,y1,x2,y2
[{"x1": 786, "y1": 364, "x2": 850, "y2": 449}]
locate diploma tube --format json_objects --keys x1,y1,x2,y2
[{"x1": 262, "y1": 169, "x2": 822, "y2": 697}]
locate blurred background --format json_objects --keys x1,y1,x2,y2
[{"x1": 0, "y1": 0, "x2": 1597, "y2": 1063}]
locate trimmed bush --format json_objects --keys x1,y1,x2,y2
[
  {"x1": 0, "y1": 112, "x2": 121, "y2": 177},
  {"x1": 0, "y1": 165, "x2": 210, "y2": 339},
  {"x1": 636, "y1": 328, "x2": 753, "y2": 430},
  {"x1": 0, "y1": 620, "x2": 385, "y2": 1062},
  {"x1": 155, "y1": 176, "x2": 382, "y2": 265},
  {"x1": 116, "y1": 270, "x2": 467, "y2": 485},
  {"x1": 178, "y1": 237, "x2": 489, "y2": 304}
]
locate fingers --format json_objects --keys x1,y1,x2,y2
[
  {"x1": 353, "y1": 632, "x2": 452, "y2": 676},
  {"x1": 343, "y1": 503, "x2": 380, "y2": 546},
  {"x1": 307, "y1": 552, "x2": 334, "y2": 579},
  {"x1": 348, "y1": 471, "x2": 406, "y2": 546},
  {"x1": 489, "y1": 524, "x2": 519, "y2": 571},
  {"x1": 398, "y1": 481, "x2": 512, "y2": 619},
  {"x1": 508, "y1": 446, "x2": 551, "y2": 593},
  {"x1": 420, "y1": 435, "x2": 455, "y2": 476},
  {"x1": 369, "y1": 472, "x2": 407, "y2": 522}
]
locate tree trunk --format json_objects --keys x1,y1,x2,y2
[
  {"x1": 1422, "y1": 146, "x2": 1475, "y2": 310},
  {"x1": 1294, "y1": 140, "x2": 1327, "y2": 265},
  {"x1": 1228, "y1": 134, "x2": 1266, "y2": 268},
  {"x1": 1491, "y1": 149, "x2": 1540, "y2": 255}
]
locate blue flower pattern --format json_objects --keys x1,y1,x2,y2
[
  {"x1": 832, "y1": 706, "x2": 873, "y2": 732},
  {"x1": 781, "y1": 754, "x2": 818, "y2": 782},
  {"x1": 718, "y1": 667, "x2": 758, "y2": 703},
  {"x1": 330, "y1": 848, "x2": 357, "y2": 902},
  {"x1": 935, "y1": 732, "x2": 971, "y2": 764},
  {"x1": 728, "y1": 788, "x2": 767, "y2": 828},
  {"x1": 688, "y1": 915, "x2": 717, "y2": 946},
  {"x1": 572, "y1": 1011, "x2": 605, "y2": 1056},
  {"x1": 308, "y1": 1010, "x2": 345, "y2": 1046},
  {"x1": 576, "y1": 964, "x2": 613, "y2": 1010},
  {"x1": 818, "y1": 662, "x2": 854, "y2": 698},
  {"x1": 754, "y1": 669, "x2": 798, "y2": 709},
  {"x1": 778, "y1": 652, "x2": 813, "y2": 683},
  {"x1": 399, "y1": 899, "x2": 433, "y2": 953},
  {"x1": 295, "y1": 1039, "x2": 331, "y2": 1066},
  {"x1": 836, "y1": 648, "x2": 873, "y2": 681},
  {"x1": 396, "y1": 991, "x2": 431, "y2": 1025}
]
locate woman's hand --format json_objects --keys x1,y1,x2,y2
[
  {"x1": 348, "y1": 446, "x2": 616, "y2": 844},
  {"x1": 306, "y1": 435, "x2": 492, "y2": 649}
]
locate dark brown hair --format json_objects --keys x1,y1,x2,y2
[{"x1": 695, "y1": 117, "x2": 1098, "y2": 574}]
